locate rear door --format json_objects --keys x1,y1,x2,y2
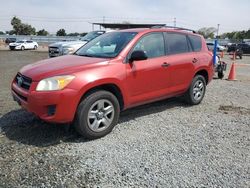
[
  {"x1": 164, "y1": 32, "x2": 196, "y2": 93},
  {"x1": 26, "y1": 41, "x2": 34, "y2": 49}
]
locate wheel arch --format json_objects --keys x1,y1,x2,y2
[
  {"x1": 79, "y1": 83, "x2": 125, "y2": 111},
  {"x1": 195, "y1": 69, "x2": 209, "y2": 84}
]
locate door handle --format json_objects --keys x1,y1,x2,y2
[
  {"x1": 192, "y1": 58, "x2": 198, "y2": 63},
  {"x1": 161, "y1": 62, "x2": 170, "y2": 67}
]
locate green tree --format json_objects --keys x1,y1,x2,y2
[
  {"x1": 11, "y1": 16, "x2": 36, "y2": 35},
  {"x1": 6, "y1": 30, "x2": 15, "y2": 35},
  {"x1": 56, "y1": 29, "x2": 66, "y2": 36},
  {"x1": 221, "y1": 29, "x2": 250, "y2": 40},
  {"x1": 197, "y1": 27, "x2": 217, "y2": 39},
  {"x1": 11, "y1": 16, "x2": 22, "y2": 34},
  {"x1": 37, "y1": 29, "x2": 49, "y2": 36},
  {"x1": 67, "y1": 32, "x2": 80, "y2": 36},
  {"x1": 80, "y1": 32, "x2": 87, "y2": 37}
]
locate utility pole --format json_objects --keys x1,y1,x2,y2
[
  {"x1": 174, "y1": 17, "x2": 176, "y2": 27},
  {"x1": 217, "y1": 24, "x2": 220, "y2": 38},
  {"x1": 102, "y1": 16, "x2": 105, "y2": 30}
]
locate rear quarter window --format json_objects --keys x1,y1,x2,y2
[{"x1": 189, "y1": 35, "x2": 202, "y2": 52}]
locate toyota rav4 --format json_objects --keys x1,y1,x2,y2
[{"x1": 12, "y1": 27, "x2": 213, "y2": 139}]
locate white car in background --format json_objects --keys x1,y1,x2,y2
[
  {"x1": 206, "y1": 42, "x2": 226, "y2": 52},
  {"x1": 9, "y1": 40, "x2": 38, "y2": 50}
]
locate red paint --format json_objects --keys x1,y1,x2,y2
[{"x1": 11, "y1": 28, "x2": 213, "y2": 123}]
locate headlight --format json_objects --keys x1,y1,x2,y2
[
  {"x1": 62, "y1": 47, "x2": 74, "y2": 55},
  {"x1": 36, "y1": 75, "x2": 75, "y2": 91}
]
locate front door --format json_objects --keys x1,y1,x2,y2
[{"x1": 125, "y1": 32, "x2": 171, "y2": 106}]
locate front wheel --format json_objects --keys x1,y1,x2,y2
[
  {"x1": 21, "y1": 46, "x2": 25, "y2": 51},
  {"x1": 74, "y1": 90, "x2": 120, "y2": 139},
  {"x1": 34, "y1": 45, "x2": 37, "y2": 50},
  {"x1": 184, "y1": 75, "x2": 206, "y2": 105}
]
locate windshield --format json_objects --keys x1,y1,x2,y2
[
  {"x1": 75, "y1": 32, "x2": 138, "y2": 58},
  {"x1": 80, "y1": 31, "x2": 105, "y2": 42},
  {"x1": 16, "y1": 41, "x2": 24, "y2": 43}
]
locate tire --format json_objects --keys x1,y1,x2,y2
[
  {"x1": 34, "y1": 45, "x2": 37, "y2": 50},
  {"x1": 74, "y1": 90, "x2": 120, "y2": 139},
  {"x1": 21, "y1": 46, "x2": 25, "y2": 51},
  {"x1": 218, "y1": 71, "x2": 224, "y2": 79},
  {"x1": 184, "y1": 75, "x2": 206, "y2": 105}
]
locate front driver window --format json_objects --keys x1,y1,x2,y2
[{"x1": 132, "y1": 33, "x2": 165, "y2": 59}]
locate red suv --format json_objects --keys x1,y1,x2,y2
[{"x1": 12, "y1": 28, "x2": 213, "y2": 139}]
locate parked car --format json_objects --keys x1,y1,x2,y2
[
  {"x1": 237, "y1": 43, "x2": 250, "y2": 54},
  {"x1": 48, "y1": 31, "x2": 105, "y2": 58},
  {"x1": 227, "y1": 43, "x2": 250, "y2": 58},
  {"x1": 5, "y1": 37, "x2": 17, "y2": 44},
  {"x1": 9, "y1": 40, "x2": 38, "y2": 50},
  {"x1": 206, "y1": 42, "x2": 226, "y2": 52},
  {"x1": 12, "y1": 28, "x2": 213, "y2": 139},
  {"x1": 227, "y1": 43, "x2": 237, "y2": 53}
]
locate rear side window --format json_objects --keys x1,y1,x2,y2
[
  {"x1": 189, "y1": 35, "x2": 202, "y2": 52},
  {"x1": 165, "y1": 33, "x2": 190, "y2": 55}
]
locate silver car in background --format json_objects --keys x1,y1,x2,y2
[{"x1": 48, "y1": 31, "x2": 105, "y2": 58}]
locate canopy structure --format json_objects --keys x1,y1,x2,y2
[{"x1": 91, "y1": 23, "x2": 166, "y2": 30}]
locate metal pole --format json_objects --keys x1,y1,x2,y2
[
  {"x1": 174, "y1": 17, "x2": 176, "y2": 27},
  {"x1": 217, "y1": 24, "x2": 220, "y2": 37},
  {"x1": 213, "y1": 24, "x2": 220, "y2": 65},
  {"x1": 213, "y1": 39, "x2": 218, "y2": 65}
]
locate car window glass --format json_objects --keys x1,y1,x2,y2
[
  {"x1": 189, "y1": 35, "x2": 202, "y2": 52},
  {"x1": 132, "y1": 33, "x2": 165, "y2": 59},
  {"x1": 76, "y1": 32, "x2": 137, "y2": 58},
  {"x1": 166, "y1": 33, "x2": 190, "y2": 55},
  {"x1": 27, "y1": 41, "x2": 33, "y2": 43}
]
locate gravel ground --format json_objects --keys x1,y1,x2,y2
[{"x1": 0, "y1": 51, "x2": 249, "y2": 187}]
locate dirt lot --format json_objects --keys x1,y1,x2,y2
[{"x1": 0, "y1": 50, "x2": 249, "y2": 187}]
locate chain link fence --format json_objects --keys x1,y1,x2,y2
[{"x1": 0, "y1": 35, "x2": 80, "y2": 45}]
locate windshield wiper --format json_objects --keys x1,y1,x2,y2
[
  {"x1": 75, "y1": 53, "x2": 112, "y2": 58},
  {"x1": 77, "y1": 53, "x2": 95, "y2": 57}
]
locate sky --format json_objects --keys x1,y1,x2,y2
[{"x1": 0, "y1": 0, "x2": 249, "y2": 34}]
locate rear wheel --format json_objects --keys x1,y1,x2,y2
[
  {"x1": 184, "y1": 75, "x2": 206, "y2": 105},
  {"x1": 74, "y1": 90, "x2": 120, "y2": 139}
]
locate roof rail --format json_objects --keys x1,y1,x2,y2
[{"x1": 151, "y1": 25, "x2": 196, "y2": 33}]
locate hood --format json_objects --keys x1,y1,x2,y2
[
  {"x1": 9, "y1": 42, "x2": 21, "y2": 46},
  {"x1": 20, "y1": 55, "x2": 109, "y2": 81},
  {"x1": 49, "y1": 40, "x2": 87, "y2": 48}
]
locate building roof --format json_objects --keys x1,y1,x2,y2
[{"x1": 92, "y1": 23, "x2": 166, "y2": 29}]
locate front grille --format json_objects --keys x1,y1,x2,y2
[
  {"x1": 49, "y1": 47, "x2": 60, "y2": 57},
  {"x1": 15, "y1": 73, "x2": 32, "y2": 90},
  {"x1": 12, "y1": 89, "x2": 27, "y2": 101}
]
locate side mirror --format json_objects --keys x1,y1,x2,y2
[{"x1": 129, "y1": 50, "x2": 147, "y2": 62}]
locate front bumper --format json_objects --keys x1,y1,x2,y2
[
  {"x1": 9, "y1": 45, "x2": 21, "y2": 50},
  {"x1": 11, "y1": 81, "x2": 79, "y2": 123},
  {"x1": 48, "y1": 47, "x2": 61, "y2": 58}
]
